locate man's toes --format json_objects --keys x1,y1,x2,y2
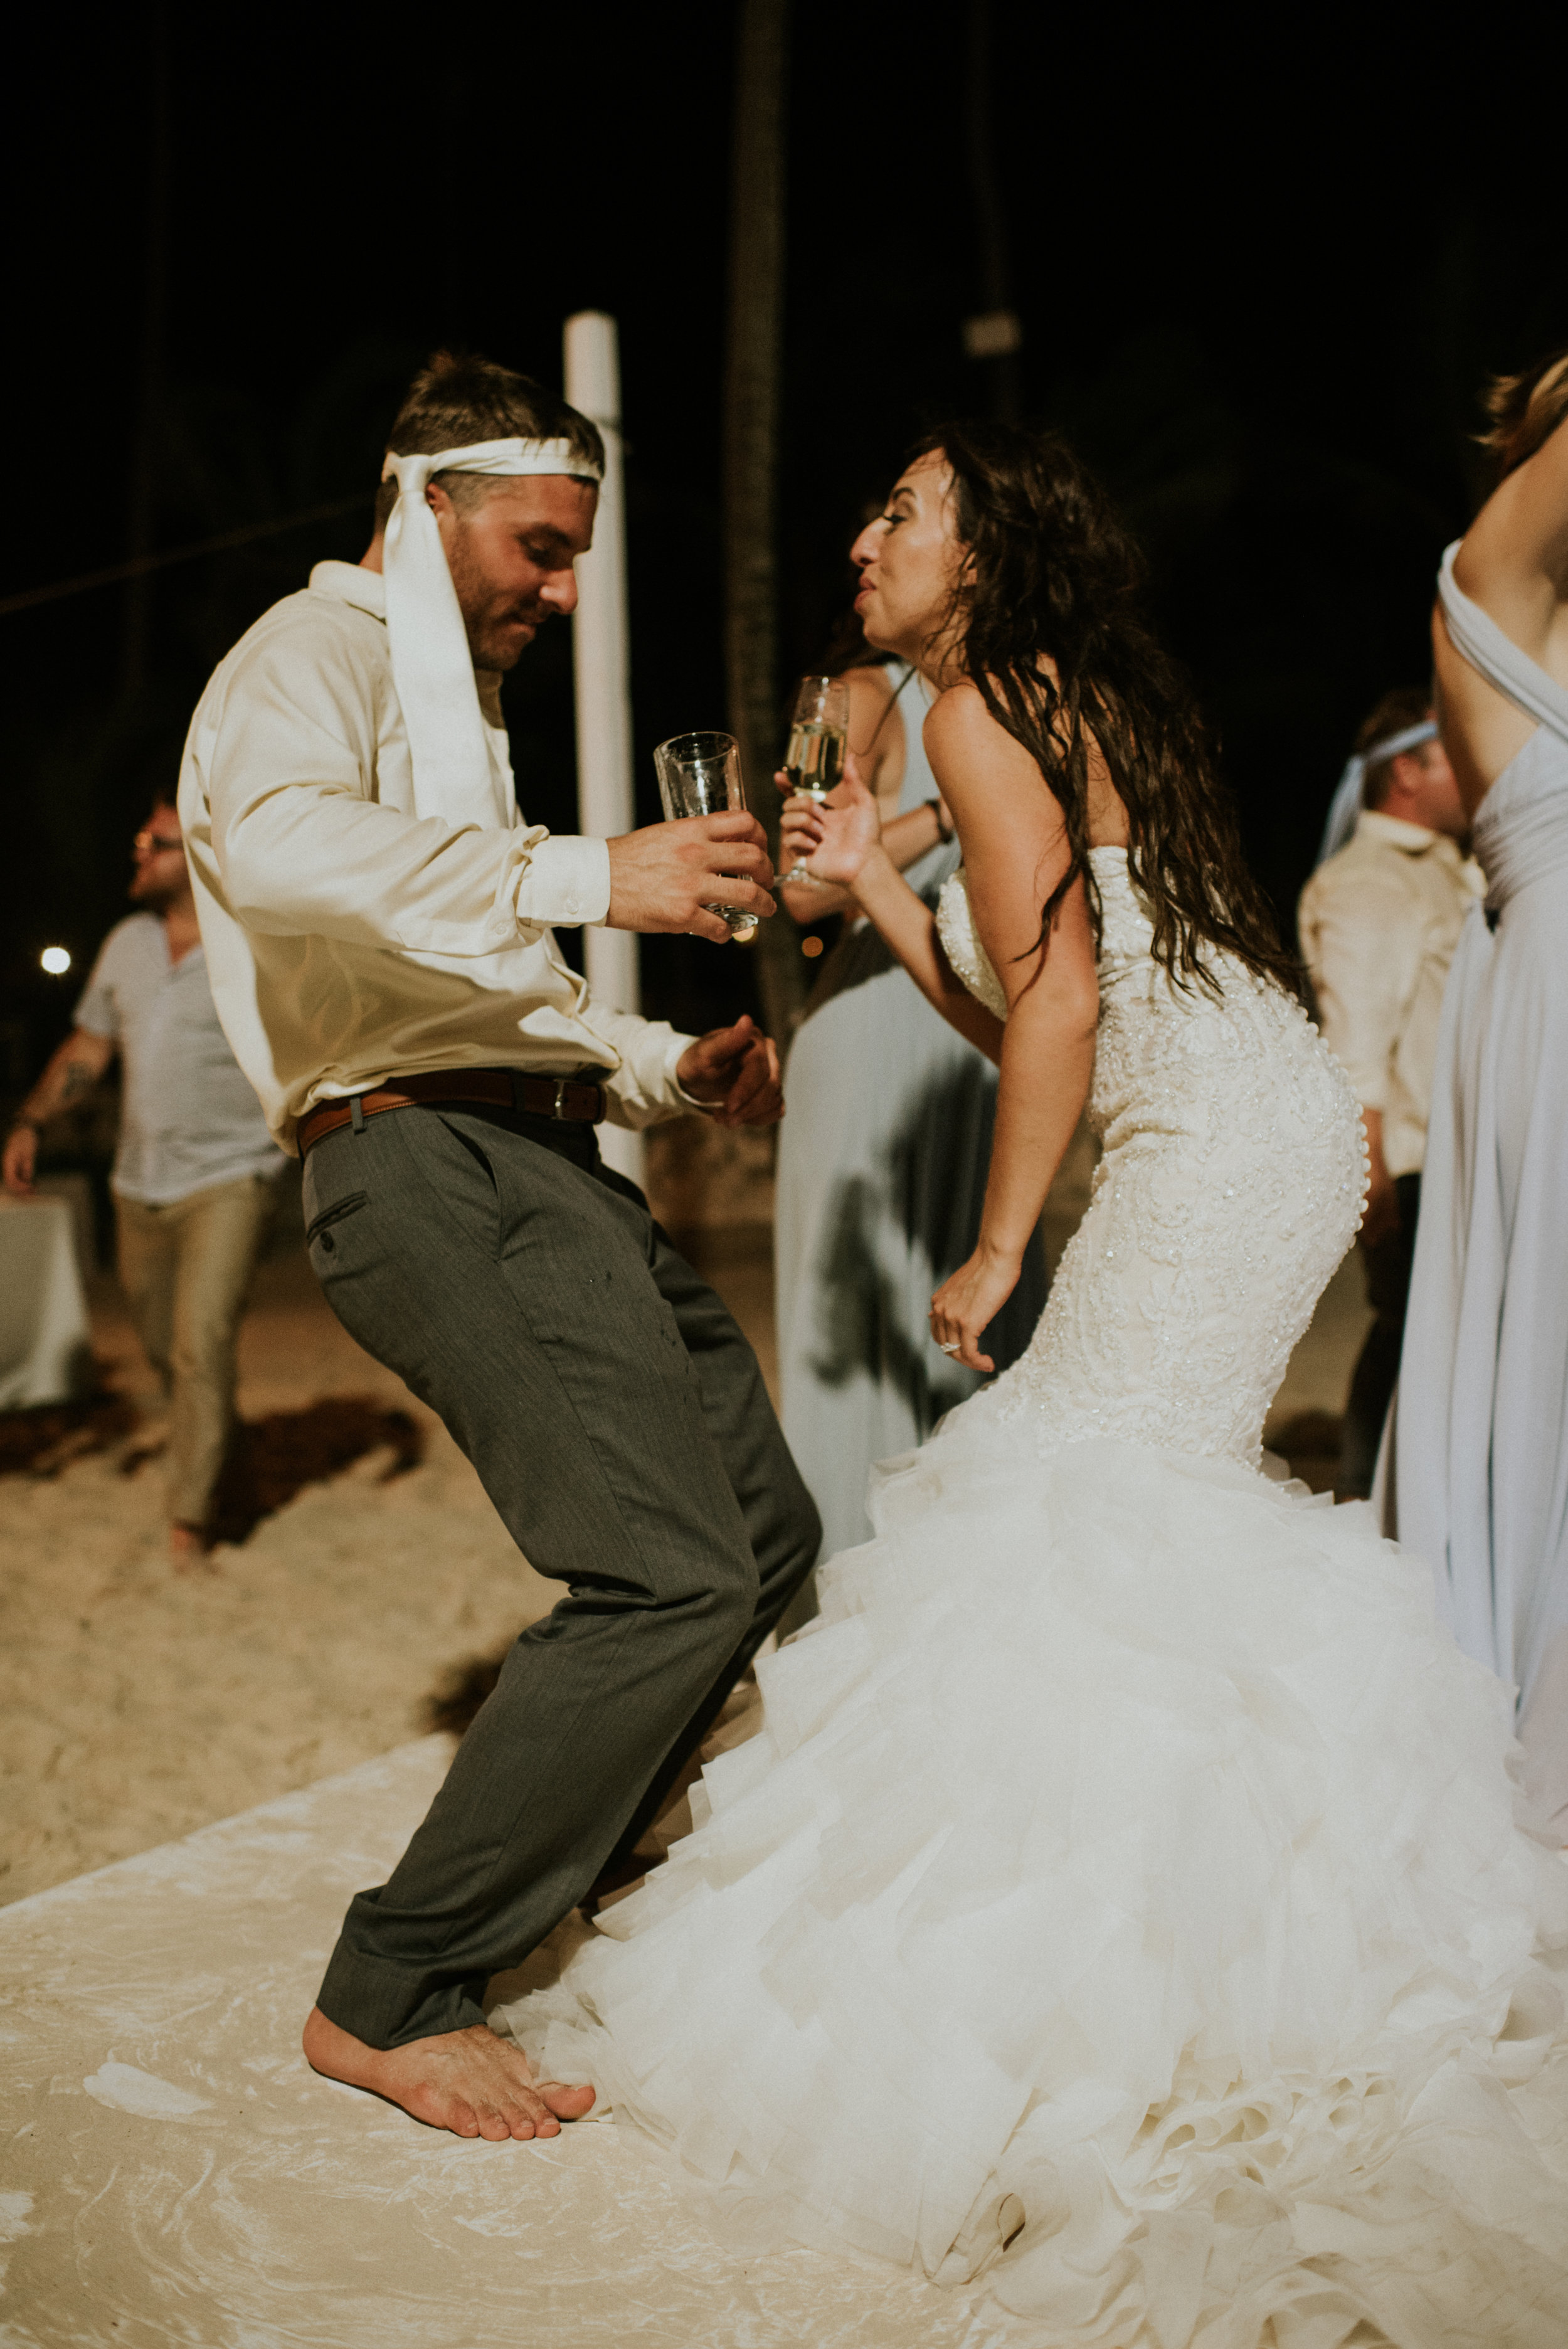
[
  {"x1": 498, "y1": 2091, "x2": 555, "y2": 2140},
  {"x1": 433, "y1": 2093, "x2": 481, "y2": 2138},
  {"x1": 474, "y1": 2101, "x2": 514, "y2": 2141},
  {"x1": 540, "y1": 2080, "x2": 596, "y2": 2120}
]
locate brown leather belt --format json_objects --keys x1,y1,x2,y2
[{"x1": 295, "y1": 1068, "x2": 608, "y2": 1157}]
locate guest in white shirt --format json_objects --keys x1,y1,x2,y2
[
  {"x1": 3, "y1": 796, "x2": 283, "y2": 1562},
  {"x1": 177, "y1": 351, "x2": 819, "y2": 2143},
  {"x1": 1298, "y1": 687, "x2": 1479, "y2": 1492}
]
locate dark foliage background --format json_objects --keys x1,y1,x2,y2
[{"x1": 2, "y1": 0, "x2": 1564, "y2": 1100}]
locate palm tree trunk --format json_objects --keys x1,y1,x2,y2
[
  {"x1": 723, "y1": 0, "x2": 805, "y2": 1043},
  {"x1": 965, "y1": 0, "x2": 1022, "y2": 423},
  {"x1": 120, "y1": 0, "x2": 170, "y2": 705}
]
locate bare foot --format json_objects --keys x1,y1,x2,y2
[
  {"x1": 302, "y1": 2005, "x2": 596, "y2": 2140},
  {"x1": 169, "y1": 1522, "x2": 215, "y2": 1573}
]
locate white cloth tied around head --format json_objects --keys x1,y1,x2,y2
[
  {"x1": 1315, "y1": 719, "x2": 1439, "y2": 867},
  {"x1": 381, "y1": 437, "x2": 603, "y2": 831}
]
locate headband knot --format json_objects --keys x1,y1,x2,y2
[{"x1": 1315, "y1": 719, "x2": 1439, "y2": 867}]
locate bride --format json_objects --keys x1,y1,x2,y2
[{"x1": 499, "y1": 425, "x2": 1568, "y2": 2345}]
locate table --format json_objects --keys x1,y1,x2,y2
[{"x1": 0, "y1": 1192, "x2": 93, "y2": 1409}]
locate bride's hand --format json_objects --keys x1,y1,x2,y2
[
  {"x1": 777, "y1": 756, "x2": 882, "y2": 889},
  {"x1": 929, "y1": 1244, "x2": 1020, "y2": 1376}
]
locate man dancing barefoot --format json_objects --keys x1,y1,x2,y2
[{"x1": 177, "y1": 352, "x2": 820, "y2": 2139}]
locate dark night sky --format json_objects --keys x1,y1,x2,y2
[{"x1": 3, "y1": 0, "x2": 1565, "y2": 1082}]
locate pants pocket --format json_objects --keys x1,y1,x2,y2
[{"x1": 305, "y1": 1190, "x2": 369, "y2": 1257}]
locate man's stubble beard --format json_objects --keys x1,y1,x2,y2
[
  {"x1": 447, "y1": 522, "x2": 548, "y2": 674},
  {"x1": 469, "y1": 613, "x2": 541, "y2": 672}
]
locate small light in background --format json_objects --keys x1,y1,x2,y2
[
  {"x1": 961, "y1": 309, "x2": 1022, "y2": 360},
  {"x1": 802, "y1": 936, "x2": 824, "y2": 959},
  {"x1": 40, "y1": 946, "x2": 72, "y2": 975}
]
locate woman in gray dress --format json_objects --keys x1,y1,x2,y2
[
  {"x1": 1397, "y1": 351, "x2": 1568, "y2": 1838},
  {"x1": 775, "y1": 645, "x2": 1046, "y2": 1599}
]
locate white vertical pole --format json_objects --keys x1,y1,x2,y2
[{"x1": 564, "y1": 310, "x2": 644, "y2": 1187}]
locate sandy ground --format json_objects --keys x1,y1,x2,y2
[
  {"x1": 0, "y1": 1156, "x2": 1369, "y2": 1911},
  {"x1": 1, "y1": 1249, "x2": 545, "y2": 1906}
]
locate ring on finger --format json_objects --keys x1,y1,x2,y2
[{"x1": 936, "y1": 1339, "x2": 961, "y2": 1355}]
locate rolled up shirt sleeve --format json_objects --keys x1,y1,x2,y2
[
  {"x1": 1300, "y1": 869, "x2": 1421, "y2": 1111},
  {"x1": 206, "y1": 626, "x2": 611, "y2": 955},
  {"x1": 578, "y1": 1002, "x2": 712, "y2": 1129},
  {"x1": 513, "y1": 835, "x2": 611, "y2": 929}
]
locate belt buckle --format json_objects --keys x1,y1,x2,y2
[{"x1": 551, "y1": 1078, "x2": 569, "y2": 1120}]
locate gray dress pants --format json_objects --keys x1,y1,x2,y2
[{"x1": 303, "y1": 1096, "x2": 820, "y2": 2049}]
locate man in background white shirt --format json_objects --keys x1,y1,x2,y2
[
  {"x1": 3, "y1": 796, "x2": 282, "y2": 1561},
  {"x1": 1299, "y1": 688, "x2": 1480, "y2": 1493},
  {"x1": 179, "y1": 351, "x2": 819, "y2": 2143}
]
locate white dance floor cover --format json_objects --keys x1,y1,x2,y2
[{"x1": 0, "y1": 1740, "x2": 982, "y2": 2346}]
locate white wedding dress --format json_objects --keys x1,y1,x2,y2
[{"x1": 499, "y1": 851, "x2": 1568, "y2": 2348}]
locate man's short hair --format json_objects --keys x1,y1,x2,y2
[
  {"x1": 1355, "y1": 686, "x2": 1433, "y2": 812},
  {"x1": 373, "y1": 351, "x2": 604, "y2": 532}
]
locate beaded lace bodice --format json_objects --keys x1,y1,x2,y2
[{"x1": 936, "y1": 850, "x2": 1365, "y2": 1465}]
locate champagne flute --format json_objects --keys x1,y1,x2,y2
[
  {"x1": 653, "y1": 730, "x2": 759, "y2": 943},
  {"x1": 782, "y1": 676, "x2": 850, "y2": 883}
]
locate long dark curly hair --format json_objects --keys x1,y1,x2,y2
[{"x1": 919, "y1": 421, "x2": 1296, "y2": 996}]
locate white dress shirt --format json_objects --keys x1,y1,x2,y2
[
  {"x1": 1298, "y1": 809, "x2": 1484, "y2": 1179},
  {"x1": 178, "y1": 561, "x2": 702, "y2": 1151}
]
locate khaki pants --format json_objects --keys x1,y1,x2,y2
[{"x1": 115, "y1": 1173, "x2": 277, "y2": 1529}]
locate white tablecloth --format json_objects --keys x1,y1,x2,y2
[{"x1": 0, "y1": 1194, "x2": 93, "y2": 1409}]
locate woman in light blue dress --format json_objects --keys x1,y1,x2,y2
[
  {"x1": 774, "y1": 654, "x2": 1046, "y2": 1598},
  {"x1": 1397, "y1": 356, "x2": 1568, "y2": 1838}
]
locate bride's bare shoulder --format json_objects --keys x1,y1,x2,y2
[
  {"x1": 923, "y1": 679, "x2": 1034, "y2": 778},
  {"x1": 924, "y1": 676, "x2": 1128, "y2": 846},
  {"x1": 926, "y1": 677, "x2": 993, "y2": 730}
]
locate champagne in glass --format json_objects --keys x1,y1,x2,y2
[
  {"x1": 653, "y1": 730, "x2": 759, "y2": 943},
  {"x1": 783, "y1": 675, "x2": 851, "y2": 883}
]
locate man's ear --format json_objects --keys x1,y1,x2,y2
[{"x1": 423, "y1": 482, "x2": 462, "y2": 548}]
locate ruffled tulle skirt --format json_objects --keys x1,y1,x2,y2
[{"x1": 497, "y1": 1403, "x2": 1568, "y2": 2347}]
